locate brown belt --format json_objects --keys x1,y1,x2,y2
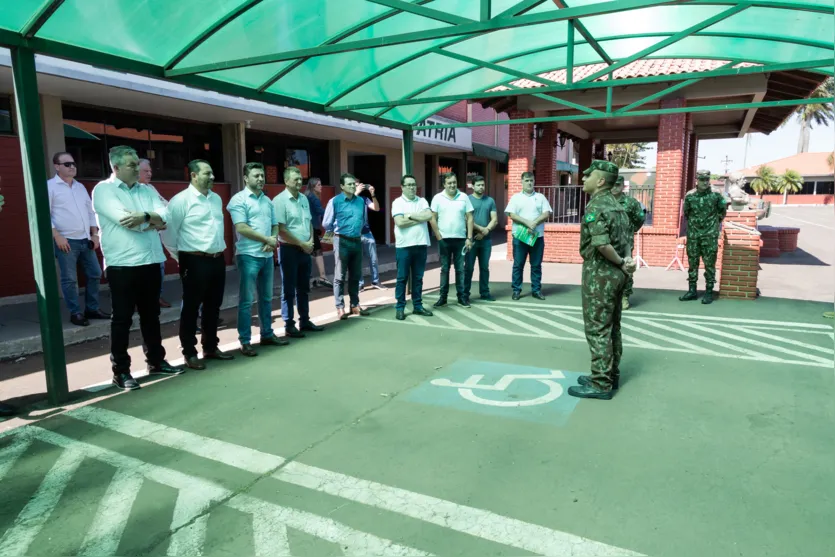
[{"x1": 181, "y1": 251, "x2": 224, "y2": 258}]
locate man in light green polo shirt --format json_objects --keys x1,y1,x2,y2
[
  {"x1": 505, "y1": 171, "x2": 553, "y2": 300},
  {"x1": 430, "y1": 172, "x2": 474, "y2": 308}
]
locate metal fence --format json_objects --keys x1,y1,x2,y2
[{"x1": 534, "y1": 185, "x2": 656, "y2": 226}]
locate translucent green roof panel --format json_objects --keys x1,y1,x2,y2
[{"x1": 0, "y1": 0, "x2": 830, "y2": 129}]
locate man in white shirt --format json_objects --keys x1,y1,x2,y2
[
  {"x1": 392, "y1": 174, "x2": 435, "y2": 321},
  {"x1": 138, "y1": 158, "x2": 172, "y2": 308},
  {"x1": 92, "y1": 146, "x2": 182, "y2": 391},
  {"x1": 48, "y1": 152, "x2": 109, "y2": 327},
  {"x1": 505, "y1": 171, "x2": 553, "y2": 300},
  {"x1": 165, "y1": 160, "x2": 233, "y2": 370},
  {"x1": 429, "y1": 172, "x2": 474, "y2": 308}
]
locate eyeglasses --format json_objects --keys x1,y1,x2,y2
[{"x1": 59, "y1": 162, "x2": 76, "y2": 168}]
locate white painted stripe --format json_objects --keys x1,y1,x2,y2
[
  {"x1": 0, "y1": 435, "x2": 31, "y2": 482},
  {"x1": 246, "y1": 501, "x2": 291, "y2": 557},
  {"x1": 62, "y1": 408, "x2": 642, "y2": 556},
  {"x1": 79, "y1": 470, "x2": 144, "y2": 556},
  {"x1": 432, "y1": 309, "x2": 472, "y2": 330},
  {"x1": 551, "y1": 311, "x2": 660, "y2": 350},
  {"x1": 478, "y1": 306, "x2": 558, "y2": 338},
  {"x1": 448, "y1": 305, "x2": 511, "y2": 333},
  {"x1": 727, "y1": 325, "x2": 834, "y2": 356},
  {"x1": 0, "y1": 448, "x2": 86, "y2": 556},
  {"x1": 671, "y1": 322, "x2": 789, "y2": 362},
  {"x1": 503, "y1": 306, "x2": 586, "y2": 338},
  {"x1": 775, "y1": 214, "x2": 834, "y2": 230},
  {"x1": 624, "y1": 317, "x2": 716, "y2": 355},
  {"x1": 367, "y1": 317, "x2": 578, "y2": 341},
  {"x1": 168, "y1": 510, "x2": 209, "y2": 556}
]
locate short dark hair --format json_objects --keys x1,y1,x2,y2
[
  {"x1": 521, "y1": 171, "x2": 534, "y2": 180},
  {"x1": 188, "y1": 159, "x2": 210, "y2": 177},
  {"x1": 441, "y1": 171, "x2": 457, "y2": 186},
  {"x1": 472, "y1": 174, "x2": 485, "y2": 185},
  {"x1": 283, "y1": 166, "x2": 301, "y2": 182},
  {"x1": 401, "y1": 174, "x2": 416, "y2": 186},
  {"x1": 243, "y1": 162, "x2": 264, "y2": 177},
  {"x1": 340, "y1": 173, "x2": 356, "y2": 186},
  {"x1": 52, "y1": 152, "x2": 72, "y2": 165}
]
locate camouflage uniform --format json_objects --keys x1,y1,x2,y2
[
  {"x1": 579, "y1": 164, "x2": 633, "y2": 391},
  {"x1": 682, "y1": 180, "x2": 727, "y2": 294},
  {"x1": 614, "y1": 178, "x2": 646, "y2": 300}
]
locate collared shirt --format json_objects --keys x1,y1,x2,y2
[
  {"x1": 505, "y1": 191, "x2": 553, "y2": 238},
  {"x1": 323, "y1": 193, "x2": 368, "y2": 238},
  {"x1": 392, "y1": 195, "x2": 431, "y2": 248},
  {"x1": 91, "y1": 174, "x2": 169, "y2": 269},
  {"x1": 164, "y1": 185, "x2": 226, "y2": 258},
  {"x1": 430, "y1": 190, "x2": 473, "y2": 239},
  {"x1": 48, "y1": 175, "x2": 96, "y2": 240},
  {"x1": 274, "y1": 189, "x2": 312, "y2": 243},
  {"x1": 227, "y1": 188, "x2": 277, "y2": 259}
]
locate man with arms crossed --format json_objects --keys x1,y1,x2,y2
[
  {"x1": 429, "y1": 172, "x2": 474, "y2": 308},
  {"x1": 505, "y1": 171, "x2": 552, "y2": 301},
  {"x1": 392, "y1": 175, "x2": 435, "y2": 321},
  {"x1": 227, "y1": 162, "x2": 288, "y2": 357},
  {"x1": 463, "y1": 175, "x2": 498, "y2": 303}
]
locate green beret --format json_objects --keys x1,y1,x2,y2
[{"x1": 582, "y1": 159, "x2": 619, "y2": 176}]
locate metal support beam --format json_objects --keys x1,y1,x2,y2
[
  {"x1": 738, "y1": 90, "x2": 766, "y2": 137},
  {"x1": 412, "y1": 97, "x2": 835, "y2": 129},
  {"x1": 481, "y1": 0, "x2": 492, "y2": 21},
  {"x1": 10, "y1": 46, "x2": 68, "y2": 405},
  {"x1": 366, "y1": 0, "x2": 477, "y2": 25},
  {"x1": 433, "y1": 49, "x2": 556, "y2": 86},
  {"x1": 614, "y1": 78, "x2": 701, "y2": 112},
  {"x1": 402, "y1": 129, "x2": 415, "y2": 174},
  {"x1": 21, "y1": 0, "x2": 65, "y2": 38},
  {"x1": 553, "y1": 1, "x2": 613, "y2": 64},
  {"x1": 566, "y1": 20, "x2": 575, "y2": 85},
  {"x1": 605, "y1": 87, "x2": 613, "y2": 112},
  {"x1": 495, "y1": 0, "x2": 547, "y2": 18}
]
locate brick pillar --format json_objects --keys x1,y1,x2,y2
[
  {"x1": 685, "y1": 132, "x2": 698, "y2": 196},
  {"x1": 507, "y1": 108, "x2": 534, "y2": 258},
  {"x1": 577, "y1": 138, "x2": 593, "y2": 175},
  {"x1": 719, "y1": 211, "x2": 760, "y2": 299},
  {"x1": 534, "y1": 123, "x2": 558, "y2": 186},
  {"x1": 655, "y1": 98, "x2": 688, "y2": 231}
]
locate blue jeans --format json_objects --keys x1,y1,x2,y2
[
  {"x1": 237, "y1": 254, "x2": 275, "y2": 344},
  {"x1": 358, "y1": 232, "x2": 379, "y2": 288},
  {"x1": 512, "y1": 237, "x2": 545, "y2": 294},
  {"x1": 332, "y1": 235, "x2": 362, "y2": 309},
  {"x1": 55, "y1": 238, "x2": 102, "y2": 315},
  {"x1": 395, "y1": 246, "x2": 427, "y2": 311},
  {"x1": 279, "y1": 244, "x2": 311, "y2": 328}
]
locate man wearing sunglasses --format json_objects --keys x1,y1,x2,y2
[{"x1": 48, "y1": 152, "x2": 110, "y2": 327}]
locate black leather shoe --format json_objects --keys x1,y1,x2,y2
[
  {"x1": 204, "y1": 350, "x2": 234, "y2": 361},
  {"x1": 241, "y1": 344, "x2": 258, "y2": 357},
  {"x1": 679, "y1": 286, "x2": 698, "y2": 301},
  {"x1": 578, "y1": 374, "x2": 619, "y2": 390},
  {"x1": 301, "y1": 321, "x2": 325, "y2": 331},
  {"x1": 71, "y1": 313, "x2": 90, "y2": 327},
  {"x1": 568, "y1": 384, "x2": 613, "y2": 400},
  {"x1": 413, "y1": 307, "x2": 433, "y2": 317},
  {"x1": 480, "y1": 294, "x2": 496, "y2": 302},
  {"x1": 149, "y1": 362, "x2": 185, "y2": 376},
  {"x1": 185, "y1": 356, "x2": 206, "y2": 370},
  {"x1": 285, "y1": 325, "x2": 305, "y2": 338},
  {"x1": 701, "y1": 290, "x2": 715, "y2": 305},
  {"x1": 85, "y1": 309, "x2": 111, "y2": 320},
  {"x1": 532, "y1": 292, "x2": 546, "y2": 300},
  {"x1": 511, "y1": 292, "x2": 521, "y2": 301},
  {"x1": 112, "y1": 372, "x2": 141, "y2": 390},
  {"x1": 260, "y1": 335, "x2": 289, "y2": 346},
  {"x1": 457, "y1": 298, "x2": 471, "y2": 308},
  {"x1": 0, "y1": 402, "x2": 18, "y2": 417},
  {"x1": 433, "y1": 298, "x2": 447, "y2": 308},
  {"x1": 396, "y1": 309, "x2": 406, "y2": 321}
]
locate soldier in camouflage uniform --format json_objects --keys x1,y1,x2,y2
[
  {"x1": 679, "y1": 170, "x2": 727, "y2": 305},
  {"x1": 613, "y1": 175, "x2": 645, "y2": 310},
  {"x1": 569, "y1": 161, "x2": 636, "y2": 401}
]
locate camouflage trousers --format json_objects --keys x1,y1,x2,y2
[
  {"x1": 623, "y1": 239, "x2": 635, "y2": 298},
  {"x1": 581, "y1": 261, "x2": 627, "y2": 390},
  {"x1": 686, "y1": 234, "x2": 719, "y2": 290}
]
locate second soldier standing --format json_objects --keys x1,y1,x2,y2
[{"x1": 612, "y1": 176, "x2": 645, "y2": 310}]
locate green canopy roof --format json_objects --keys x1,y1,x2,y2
[{"x1": 0, "y1": 0, "x2": 832, "y2": 130}]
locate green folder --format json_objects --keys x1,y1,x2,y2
[{"x1": 513, "y1": 225, "x2": 537, "y2": 247}]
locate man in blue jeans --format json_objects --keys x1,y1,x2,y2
[
  {"x1": 48, "y1": 152, "x2": 110, "y2": 327},
  {"x1": 227, "y1": 162, "x2": 288, "y2": 357},
  {"x1": 430, "y1": 172, "x2": 474, "y2": 308},
  {"x1": 356, "y1": 182, "x2": 385, "y2": 291},
  {"x1": 505, "y1": 171, "x2": 553, "y2": 300},
  {"x1": 391, "y1": 175, "x2": 434, "y2": 321}
]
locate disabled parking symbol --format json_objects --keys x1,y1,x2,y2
[{"x1": 406, "y1": 360, "x2": 583, "y2": 426}]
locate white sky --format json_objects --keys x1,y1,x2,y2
[{"x1": 641, "y1": 118, "x2": 835, "y2": 174}]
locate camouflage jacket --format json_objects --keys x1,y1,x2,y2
[
  {"x1": 683, "y1": 189, "x2": 727, "y2": 238},
  {"x1": 617, "y1": 194, "x2": 645, "y2": 234},
  {"x1": 579, "y1": 191, "x2": 632, "y2": 265}
]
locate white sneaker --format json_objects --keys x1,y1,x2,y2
[{"x1": 371, "y1": 283, "x2": 387, "y2": 290}]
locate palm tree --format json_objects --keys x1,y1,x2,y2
[
  {"x1": 792, "y1": 77, "x2": 834, "y2": 153},
  {"x1": 606, "y1": 143, "x2": 650, "y2": 169},
  {"x1": 750, "y1": 165, "x2": 778, "y2": 198},
  {"x1": 827, "y1": 151, "x2": 834, "y2": 172},
  {"x1": 778, "y1": 169, "x2": 804, "y2": 204}
]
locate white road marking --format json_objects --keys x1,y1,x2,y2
[
  {"x1": 244, "y1": 500, "x2": 291, "y2": 557},
  {"x1": 775, "y1": 214, "x2": 834, "y2": 230},
  {"x1": 368, "y1": 317, "x2": 579, "y2": 341},
  {"x1": 448, "y1": 305, "x2": 511, "y2": 333},
  {"x1": 0, "y1": 447, "x2": 86, "y2": 557},
  {"x1": 0, "y1": 436, "x2": 31, "y2": 482},
  {"x1": 624, "y1": 317, "x2": 716, "y2": 355},
  {"x1": 168, "y1": 492, "x2": 213, "y2": 556},
  {"x1": 78, "y1": 470, "x2": 144, "y2": 556},
  {"x1": 726, "y1": 325, "x2": 834, "y2": 356},
  {"x1": 432, "y1": 309, "x2": 472, "y2": 330},
  {"x1": 62, "y1": 407, "x2": 643, "y2": 556},
  {"x1": 479, "y1": 306, "x2": 558, "y2": 338},
  {"x1": 551, "y1": 311, "x2": 660, "y2": 350},
  {"x1": 503, "y1": 306, "x2": 586, "y2": 338}
]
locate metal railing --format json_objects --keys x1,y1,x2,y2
[{"x1": 533, "y1": 185, "x2": 656, "y2": 226}]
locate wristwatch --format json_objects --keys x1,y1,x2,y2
[{"x1": 144, "y1": 212, "x2": 150, "y2": 223}]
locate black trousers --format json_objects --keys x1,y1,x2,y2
[
  {"x1": 179, "y1": 253, "x2": 226, "y2": 358},
  {"x1": 107, "y1": 263, "x2": 165, "y2": 374}
]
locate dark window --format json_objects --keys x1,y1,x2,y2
[
  {"x1": 0, "y1": 96, "x2": 13, "y2": 135},
  {"x1": 245, "y1": 130, "x2": 328, "y2": 184},
  {"x1": 285, "y1": 149, "x2": 310, "y2": 180},
  {"x1": 817, "y1": 181, "x2": 834, "y2": 195},
  {"x1": 801, "y1": 181, "x2": 816, "y2": 194}
]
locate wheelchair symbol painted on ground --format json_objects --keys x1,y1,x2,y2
[{"x1": 430, "y1": 369, "x2": 566, "y2": 407}]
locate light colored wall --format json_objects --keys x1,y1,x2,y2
[{"x1": 40, "y1": 95, "x2": 65, "y2": 175}]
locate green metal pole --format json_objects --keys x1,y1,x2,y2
[
  {"x1": 10, "y1": 46, "x2": 69, "y2": 405},
  {"x1": 402, "y1": 129, "x2": 414, "y2": 175},
  {"x1": 566, "y1": 20, "x2": 574, "y2": 85}
]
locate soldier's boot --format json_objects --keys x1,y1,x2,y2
[
  {"x1": 568, "y1": 384, "x2": 614, "y2": 400},
  {"x1": 622, "y1": 296, "x2": 631, "y2": 310},
  {"x1": 578, "y1": 374, "x2": 619, "y2": 390},
  {"x1": 701, "y1": 288, "x2": 715, "y2": 305},
  {"x1": 679, "y1": 283, "x2": 698, "y2": 301}
]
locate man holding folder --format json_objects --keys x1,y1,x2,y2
[{"x1": 505, "y1": 171, "x2": 552, "y2": 300}]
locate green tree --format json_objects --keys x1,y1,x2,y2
[
  {"x1": 777, "y1": 168, "x2": 804, "y2": 204},
  {"x1": 827, "y1": 151, "x2": 834, "y2": 172},
  {"x1": 750, "y1": 165, "x2": 778, "y2": 198},
  {"x1": 792, "y1": 77, "x2": 834, "y2": 153},
  {"x1": 606, "y1": 143, "x2": 650, "y2": 169}
]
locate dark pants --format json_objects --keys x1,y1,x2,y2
[
  {"x1": 581, "y1": 262, "x2": 627, "y2": 391},
  {"x1": 395, "y1": 245, "x2": 428, "y2": 311},
  {"x1": 107, "y1": 263, "x2": 165, "y2": 374},
  {"x1": 179, "y1": 253, "x2": 226, "y2": 358},
  {"x1": 438, "y1": 238, "x2": 466, "y2": 300},
  {"x1": 511, "y1": 237, "x2": 545, "y2": 294},
  {"x1": 333, "y1": 235, "x2": 362, "y2": 309},
  {"x1": 686, "y1": 235, "x2": 719, "y2": 290},
  {"x1": 464, "y1": 238, "x2": 491, "y2": 299},
  {"x1": 279, "y1": 244, "x2": 311, "y2": 328}
]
